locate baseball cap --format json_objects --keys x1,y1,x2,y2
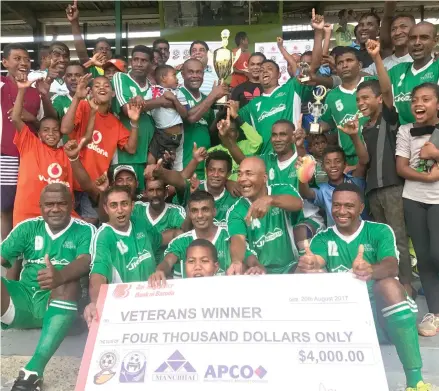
[
  {"x1": 113, "y1": 165, "x2": 137, "y2": 181},
  {"x1": 102, "y1": 58, "x2": 126, "y2": 73}
]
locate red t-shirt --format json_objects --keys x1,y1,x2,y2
[
  {"x1": 1, "y1": 75, "x2": 41, "y2": 156},
  {"x1": 13, "y1": 125, "x2": 76, "y2": 226},
  {"x1": 71, "y1": 100, "x2": 130, "y2": 190},
  {"x1": 230, "y1": 50, "x2": 250, "y2": 88}
]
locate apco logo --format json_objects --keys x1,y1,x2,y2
[
  {"x1": 87, "y1": 130, "x2": 108, "y2": 157},
  {"x1": 119, "y1": 351, "x2": 147, "y2": 383},
  {"x1": 204, "y1": 365, "x2": 267, "y2": 382},
  {"x1": 152, "y1": 350, "x2": 198, "y2": 381},
  {"x1": 47, "y1": 163, "x2": 63, "y2": 179},
  {"x1": 93, "y1": 351, "x2": 119, "y2": 385},
  {"x1": 113, "y1": 284, "x2": 131, "y2": 299}
]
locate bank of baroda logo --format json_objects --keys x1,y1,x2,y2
[{"x1": 153, "y1": 350, "x2": 198, "y2": 381}]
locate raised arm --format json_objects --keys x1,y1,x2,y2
[
  {"x1": 186, "y1": 82, "x2": 228, "y2": 123},
  {"x1": 218, "y1": 107, "x2": 246, "y2": 163},
  {"x1": 11, "y1": 75, "x2": 33, "y2": 131},
  {"x1": 310, "y1": 8, "x2": 325, "y2": 74},
  {"x1": 276, "y1": 37, "x2": 297, "y2": 77},
  {"x1": 380, "y1": 1, "x2": 397, "y2": 57},
  {"x1": 122, "y1": 102, "x2": 140, "y2": 154},
  {"x1": 337, "y1": 116, "x2": 369, "y2": 167},
  {"x1": 66, "y1": 0, "x2": 89, "y2": 64},
  {"x1": 145, "y1": 159, "x2": 187, "y2": 191},
  {"x1": 181, "y1": 143, "x2": 207, "y2": 179}
]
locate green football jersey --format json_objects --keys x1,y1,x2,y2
[
  {"x1": 261, "y1": 151, "x2": 299, "y2": 188},
  {"x1": 51, "y1": 94, "x2": 72, "y2": 120},
  {"x1": 91, "y1": 218, "x2": 162, "y2": 283},
  {"x1": 321, "y1": 77, "x2": 374, "y2": 165},
  {"x1": 226, "y1": 184, "x2": 302, "y2": 274},
  {"x1": 132, "y1": 201, "x2": 186, "y2": 263},
  {"x1": 111, "y1": 72, "x2": 155, "y2": 164},
  {"x1": 238, "y1": 78, "x2": 312, "y2": 154},
  {"x1": 1, "y1": 217, "x2": 95, "y2": 292},
  {"x1": 174, "y1": 180, "x2": 236, "y2": 228},
  {"x1": 89, "y1": 66, "x2": 104, "y2": 79},
  {"x1": 389, "y1": 60, "x2": 439, "y2": 125},
  {"x1": 310, "y1": 220, "x2": 398, "y2": 296},
  {"x1": 180, "y1": 87, "x2": 214, "y2": 180}
]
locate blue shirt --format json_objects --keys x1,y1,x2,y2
[{"x1": 310, "y1": 174, "x2": 367, "y2": 226}]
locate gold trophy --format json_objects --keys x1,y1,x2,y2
[
  {"x1": 213, "y1": 29, "x2": 237, "y2": 106},
  {"x1": 308, "y1": 85, "x2": 327, "y2": 134}
]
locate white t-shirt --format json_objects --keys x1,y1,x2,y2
[
  {"x1": 363, "y1": 53, "x2": 413, "y2": 75},
  {"x1": 28, "y1": 70, "x2": 70, "y2": 96},
  {"x1": 395, "y1": 123, "x2": 439, "y2": 204},
  {"x1": 145, "y1": 86, "x2": 187, "y2": 130}
]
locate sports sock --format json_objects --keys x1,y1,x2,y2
[
  {"x1": 381, "y1": 298, "x2": 423, "y2": 388},
  {"x1": 25, "y1": 300, "x2": 77, "y2": 377}
]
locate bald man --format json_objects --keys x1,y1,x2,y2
[
  {"x1": 178, "y1": 58, "x2": 228, "y2": 178},
  {"x1": 226, "y1": 157, "x2": 304, "y2": 274},
  {"x1": 388, "y1": 21, "x2": 439, "y2": 124}
]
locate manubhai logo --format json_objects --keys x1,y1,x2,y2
[
  {"x1": 204, "y1": 365, "x2": 267, "y2": 382},
  {"x1": 152, "y1": 350, "x2": 198, "y2": 381}
]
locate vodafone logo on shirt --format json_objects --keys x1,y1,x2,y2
[
  {"x1": 38, "y1": 163, "x2": 70, "y2": 187},
  {"x1": 87, "y1": 130, "x2": 108, "y2": 157}
]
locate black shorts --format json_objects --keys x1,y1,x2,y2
[
  {"x1": 149, "y1": 130, "x2": 183, "y2": 163},
  {"x1": 1, "y1": 184, "x2": 17, "y2": 212}
]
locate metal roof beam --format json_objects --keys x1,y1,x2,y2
[{"x1": 2, "y1": 1, "x2": 38, "y2": 28}]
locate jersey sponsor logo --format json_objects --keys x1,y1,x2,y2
[
  {"x1": 331, "y1": 265, "x2": 351, "y2": 273},
  {"x1": 214, "y1": 219, "x2": 227, "y2": 229},
  {"x1": 62, "y1": 241, "x2": 76, "y2": 249},
  {"x1": 328, "y1": 241, "x2": 339, "y2": 256},
  {"x1": 271, "y1": 207, "x2": 280, "y2": 216},
  {"x1": 26, "y1": 258, "x2": 69, "y2": 266},
  {"x1": 420, "y1": 71, "x2": 434, "y2": 82},
  {"x1": 198, "y1": 118, "x2": 208, "y2": 126},
  {"x1": 117, "y1": 240, "x2": 129, "y2": 254},
  {"x1": 339, "y1": 113, "x2": 363, "y2": 126},
  {"x1": 87, "y1": 130, "x2": 109, "y2": 157},
  {"x1": 394, "y1": 92, "x2": 411, "y2": 103},
  {"x1": 257, "y1": 104, "x2": 286, "y2": 122},
  {"x1": 363, "y1": 243, "x2": 374, "y2": 252},
  {"x1": 127, "y1": 249, "x2": 152, "y2": 271},
  {"x1": 35, "y1": 236, "x2": 44, "y2": 250},
  {"x1": 38, "y1": 175, "x2": 71, "y2": 187},
  {"x1": 136, "y1": 232, "x2": 146, "y2": 239},
  {"x1": 289, "y1": 171, "x2": 297, "y2": 178},
  {"x1": 275, "y1": 92, "x2": 286, "y2": 98},
  {"x1": 254, "y1": 228, "x2": 283, "y2": 248},
  {"x1": 47, "y1": 163, "x2": 63, "y2": 179}
]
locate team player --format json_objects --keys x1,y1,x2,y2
[
  {"x1": 389, "y1": 22, "x2": 439, "y2": 125},
  {"x1": 227, "y1": 157, "x2": 304, "y2": 274},
  {"x1": 133, "y1": 178, "x2": 186, "y2": 263},
  {"x1": 10, "y1": 74, "x2": 80, "y2": 226},
  {"x1": 236, "y1": 10, "x2": 324, "y2": 154},
  {"x1": 148, "y1": 190, "x2": 259, "y2": 283},
  {"x1": 1, "y1": 184, "x2": 95, "y2": 391},
  {"x1": 84, "y1": 185, "x2": 162, "y2": 326},
  {"x1": 149, "y1": 150, "x2": 236, "y2": 228},
  {"x1": 297, "y1": 183, "x2": 432, "y2": 391},
  {"x1": 320, "y1": 47, "x2": 375, "y2": 166},
  {"x1": 184, "y1": 239, "x2": 219, "y2": 278},
  {"x1": 111, "y1": 46, "x2": 156, "y2": 189}
]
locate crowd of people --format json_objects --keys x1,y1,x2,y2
[{"x1": 1, "y1": 1, "x2": 439, "y2": 390}]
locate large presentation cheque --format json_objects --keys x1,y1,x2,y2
[{"x1": 76, "y1": 273, "x2": 388, "y2": 391}]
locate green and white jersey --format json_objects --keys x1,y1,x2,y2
[
  {"x1": 91, "y1": 218, "x2": 162, "y2": 283},
  {"x1": 0, "y1": 217, "x2": 95, "y2": 292},
  {"x1": 111, "y1": 72, "x2": 155, "y2": 164},
  {"x1": 389, "y1": 60, "x2": 439, "y2": 125},
  {"x1": 164, "y1": 226, "x2": 255, "y2": 278},
  {"x1": 310, "y1": 220, "x2": 398, "y2": 296},
  {"x1": 51, "y1": 94, "x2": 73, "y2": 120},
  {"x1": 226, "y1": 184, "x2": 302, "y2": 274},
  {"x1": 174, "y1": 180, "x2": 236, "y2": 228},
  {"x1": 238, "y1": 78, "x2": 312, "y2": 154},
  {"x1": 180, "y1": 87, "x2": 214, "y2": 180},
  {"x1": 321, "y1": 77, "x2": 374, "y2": 165},
  {"x1": 132, "y1": 201, "x2": 186, "y2": 263},
  {"x1": 261, "y1": 151, "x2": 299, "y2": 188}
]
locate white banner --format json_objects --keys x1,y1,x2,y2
[
  {"x1": 167, "y1": 41, "x2": 222, "y2": 69},
  {"x1": 255, "y1": 40, "x2": 313, "y2": 85},
  {"x1": 76, "y1": 274, "x2": 388, "y2": 391}
]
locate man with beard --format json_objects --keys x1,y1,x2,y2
[
  {"x1": 179, "y1": 58, "x2": 229, "y2": 178},
  {"x1": 363, "y1": 14, "x2": 415, "y2": 75},
  {"x1": 84, "y1": 185, "x2": 162, "y2": 327},
  {"x1": 111, "y1": 45, "x2": 157, "y2": 191},
  {"x1": 177, "y1": 40, "x2": 218, "y2": 96},
  {"x1": 388, "y1": 22, "x2": 439, "y2": 125},
  {"x1": 153, "y1": 39, "x2": 171, "y2": 64},
  {"x1": 148, "y1": 190, "x2": 260, "y2": 282},
  {"x1": 227, "y1": 157, "x2": 304, "y2": 275},
  {"x1": 134, "y1": 179, "x2": 186, "y2": 263},
  {"x1": 1, "y1": 184, "x2": 94, "y2": 391},
  {"x1": 230, "y1": 52, "x2": 265, "y2": 108}
]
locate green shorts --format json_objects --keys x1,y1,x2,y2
[
  {"x1": 297, "y1": 215, "x2": 325, "y2": 235},
  {"x1": 110, "y1": 163, "x2": 146, "y2": 191},
  {"x1": 1, "y1": 277, "x2": 50, "y2": 330}
]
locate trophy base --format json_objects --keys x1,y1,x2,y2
[
  {"x1": 214, "y1": 95, "x2": 228, "y2": 109},
  {"x1": 299, "y1": 76, "x2": 310, "y2": 83},
  {"x1": 309, "y1": 123, "x2": 321, "y2": 134}
]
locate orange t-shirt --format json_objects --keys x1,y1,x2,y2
[
  {"x1": 71, "y1": 100, "x2": 130, "y2": 190},
  {"x1": 230, "y1": 50, "x2": 250, "y2": 88},
  {"x1": 13, "y1": 125, "x2": 76, "y2": 226}
]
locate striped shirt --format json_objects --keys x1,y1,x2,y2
[
  {"x1": 0, "y1": 155, "x2": 19, "y2": 185},
  {"x1": 177, "y1": 65, "x2": 218, "y2": 96}
]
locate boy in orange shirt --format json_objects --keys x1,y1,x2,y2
[
  {"x1": 61, "y1": 75, "x2": 140, "y2": 223},
  {"x1": 10, "y1": 75, "x2": 83, "y2": 226}
]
